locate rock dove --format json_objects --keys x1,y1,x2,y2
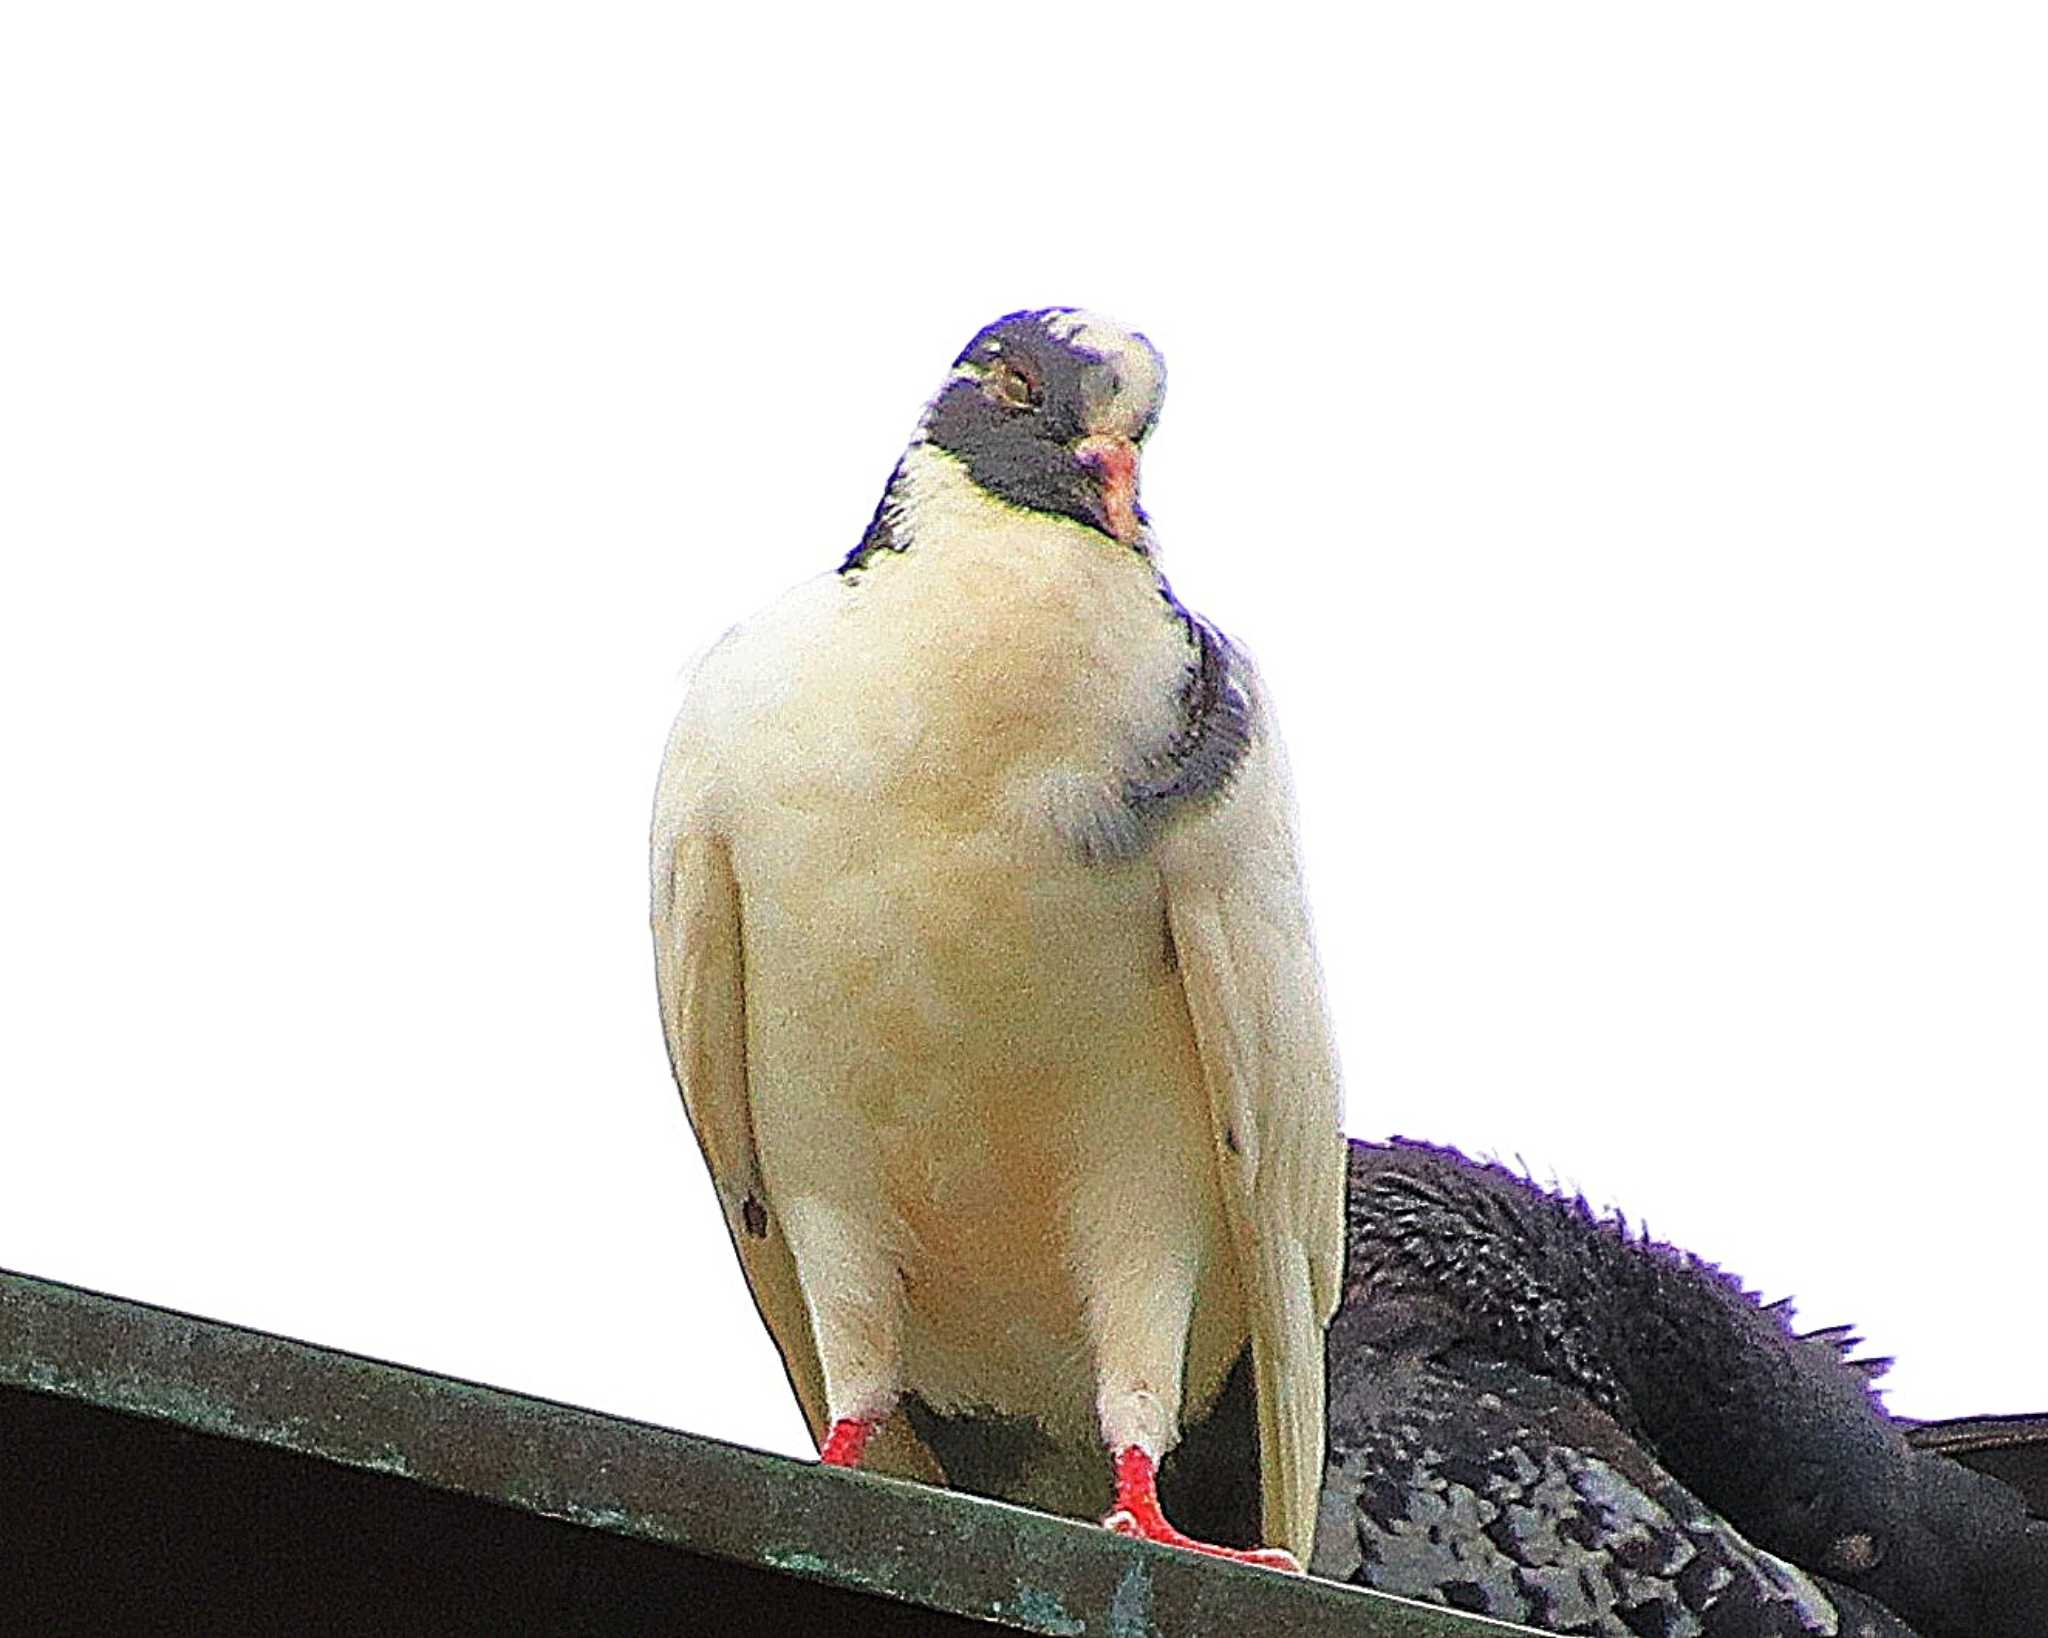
[
  {"x1": 1316, "y1": 1139, "x2": 2048, "y2": 1635},
  {"x1": 651, "y1": 308, "x2": 1345, "y2": 1567}
]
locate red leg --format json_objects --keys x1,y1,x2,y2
[
  {"x1": 819, "y1": 1416, "x2": 876, "y2": 1468},
  {"x1": 1100, "y1": 1446, "x2": 1302, "y2": 1572}
]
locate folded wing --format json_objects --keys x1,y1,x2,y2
[{"x1": 1158, "y1": 664, "x2": 1345, "y2": 1565}]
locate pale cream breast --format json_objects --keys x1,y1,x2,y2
[{"x1": 697, "y1": 449, "x2": 1238, "y2": 1429}]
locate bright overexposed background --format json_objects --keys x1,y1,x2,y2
[{"x1": 4, "y1": 7, "x2": 2042, "y2": 1457}]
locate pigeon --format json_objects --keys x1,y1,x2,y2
[
  {"x1": 650, "y1": 308, "x2": 1345, "y2": 1568},
  {"x1": 1315, "y1": 1139, "x2": 2048, "y2": 1635}
]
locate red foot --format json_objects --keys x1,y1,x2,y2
[
  {"x1": 1101, "y1": 1446, "x2": 1303, "y2": 1572},
  {"x1": 819, "y1": 1416, "x2": 875, "y2": 1468}
]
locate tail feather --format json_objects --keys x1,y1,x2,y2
[{"x1": 1250, "y1": 1234, "x2": 1323, "y2": 1564}]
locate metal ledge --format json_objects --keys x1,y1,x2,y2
[{"x1": 0, "y1": 1268, "x2": 1537, "y2": 1635}]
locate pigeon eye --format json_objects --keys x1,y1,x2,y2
[{"x1": 986, "y1": 362, "x2": 1040, "y2": 411}]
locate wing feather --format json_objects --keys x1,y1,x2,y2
[
  {"x1": 1159, "y1": 670, "x2": 1345, "y2": 1565},
  {"x1": 651, "y1": 699, "x2": 833, "y2": 1445},
  {"x1": 653, "y1": 662, "x2": 948, "y2": 1486}
]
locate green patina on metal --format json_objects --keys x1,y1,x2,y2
[
  {"x1": 0, "y1": 1267, "x2": 1545, "y2": 1636},
  {"x1": 996, "y1": 1585, "x2": 1088, "y2": 1635},
  {"x1": 763, "y1": 1547, "x2": 835, "y2": 1578},
  {"x1": 1108, "y1": 1560, "x2": 1157, "y2": 1638}
]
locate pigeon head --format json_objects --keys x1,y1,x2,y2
[{"x1": 920, "y1": 309, "x2": 1166, "y2": 548}]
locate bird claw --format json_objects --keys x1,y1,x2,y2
[{"x1": 1099, "y1": 1507, "x2": 1303, "y2": 1573}]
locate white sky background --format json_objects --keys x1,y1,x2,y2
[{"x1": 3, "y1": 7, "x2": 2043, "y2": 1460}]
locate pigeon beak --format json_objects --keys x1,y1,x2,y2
[{"x1": 1074, "y1": 433, "x2": 1142, "y2": 545}]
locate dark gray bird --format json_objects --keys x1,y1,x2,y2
[{"x1": 1315, "y1": 1139, "x2": 2047, "y2": 1637}]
